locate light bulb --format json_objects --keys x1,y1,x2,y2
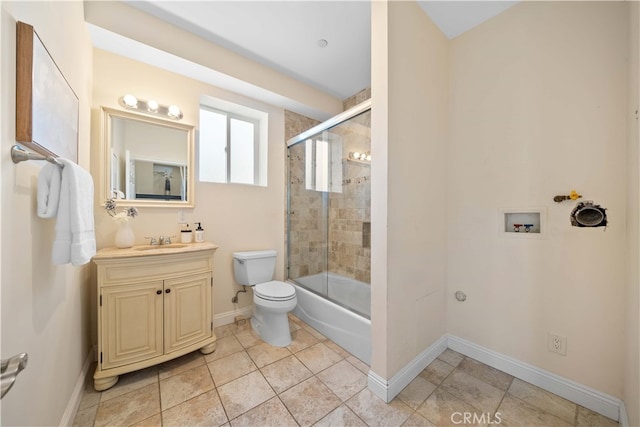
[
  {"x1": 147, "y1": 100, "x2": 158, "y2": 112},
  {"x1": 123, "y1": 94, "x2": 137, "y2": 108},
  {"x1": 168, "y1": 105, "x2": 181, "y2": 118},
  {"x1": 352, "y1": 152, "x2": 361, "y2": 160},
  {"x1": 365, "y1": 154, "x2": 371, "y2": 161}
]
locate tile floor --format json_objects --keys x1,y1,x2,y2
[{"x1": 73, "y1": 315, "x2": 618, "y2": 427}]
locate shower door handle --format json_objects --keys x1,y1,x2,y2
[{"x1": 1, "y1": 353, "x2": 28, "y2": 399}]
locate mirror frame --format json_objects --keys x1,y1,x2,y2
[{"x1": 99, "y1": 106, "x2": 196, "y2": 208}]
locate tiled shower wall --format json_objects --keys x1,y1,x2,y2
[{"x1": 285, "y1": 88, "x2": 371, "y2": 284}]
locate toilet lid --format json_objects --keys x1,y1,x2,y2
[{"x1": 254, "y1": 281, "x2": 296, "y2": 301}]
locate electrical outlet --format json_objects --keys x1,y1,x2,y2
[
  {"x1": 177, "y1": 210, "x2": 187, "y2": 224},
  {"x1": 548, "y1": 333, "x2": 567, "y2": 356}
]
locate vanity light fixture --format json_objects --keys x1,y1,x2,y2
[
  {"x1": 348, "y1": 151, "x2": 371, "y2": 162},
  {"x1": 118, "y1": 95, "x2": 183, "y2": 120}
]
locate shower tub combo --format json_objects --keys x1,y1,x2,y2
[{"x1": 286, "y1": 100, "x2": 372, "y2": 364}]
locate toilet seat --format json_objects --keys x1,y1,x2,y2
[{"x1": 254, "y1": 281, "x2": 296, "y2": 301}]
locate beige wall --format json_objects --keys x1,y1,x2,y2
[
  {"x1": 0, "y1": 2, "x2": 93, "y2": 425},
  {"x1": 371, "y1": 0, "x2": 449, "y2": 379},
  {"x1": 625, "y1": 2, "x2": 640, "y2": 425},
  {"x1": 447, "y1": 1, "x2": 628, "y2": 398},
  {"x1": 92, "y1": 49, "x2": 287, "y2": 322}
]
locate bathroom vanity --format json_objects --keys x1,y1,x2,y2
[{"x1": 92, "y1": 242, "x2": 218, "y2": 390}]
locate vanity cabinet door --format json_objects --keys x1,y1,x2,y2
[
  {"x1": 163, "y1": 272, "x2": 212, "y2": 354},
  {"x1": 101, "y1": 281, "x2": 164, "y2": 370}
]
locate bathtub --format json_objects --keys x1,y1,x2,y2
[{"x1": 291, "y1": 272, "x2": 371, "y2": 365}]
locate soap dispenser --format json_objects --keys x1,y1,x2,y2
[
  {"x1": 181, "y1": 224, "x2": 192, "y2": 244},
  {"x1": 195, "y1": 222, "x2": 205, "y2": 243}
]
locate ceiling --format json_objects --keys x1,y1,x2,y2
[{"x1": 91, "y1": 1, "x2": 517, "y2": 113}]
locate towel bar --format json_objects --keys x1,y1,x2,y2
[{"x1": 11, "y1": 145, "x2": 64, "y2": 168}]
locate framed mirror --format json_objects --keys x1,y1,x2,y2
[{"x1": 100, "y1": 106, "x2": 195, "y2": 208}]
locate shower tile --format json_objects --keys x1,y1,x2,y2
[
  {"x1": 296, "y1": 342, "x2": 343, "y2": 374},
  {"x1": 280, "y1": 377, "x2": 342, "y2": 426},
  {"x1": 260, "y1": 355, "x2": 313, "y2": 394},
  {"x1": 246, "y1": 341, "x2": 291, "y2": 368},
  {"x1": 161, "y1": 389, "x2": 227, "y2": 427}
]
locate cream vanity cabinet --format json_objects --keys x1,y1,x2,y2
[{"x1": 92, "y1": 242, "x2": 218, "y2": 390}]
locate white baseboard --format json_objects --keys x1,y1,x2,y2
[
  {"x1": 213, "y1": 305, "x2": 254, "y2": 328},
  {"x1": 59, "y1": 347, "x2": 94, "y2": 427},
  {"x1": 367, "y1": 334, "x2": 625, "y2": 422},
  {"x1": 447, "y1": 335, "x2": 624, "y2": 422},
  {"x1": 368, "y1": 335, "x2": 448, "y2": 403}
]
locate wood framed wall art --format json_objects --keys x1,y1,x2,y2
[{"x1": 16, "y1": 21, "x2": 79, "y2": 163}]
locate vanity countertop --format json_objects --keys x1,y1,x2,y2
[{"x1": 93, "y1": 241, "x2": 218, "y2": 260}]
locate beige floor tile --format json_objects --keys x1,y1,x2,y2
[
  {"x1": 441, "y1": 370, "x2": 504, "y2": 413},
  {"x1": 398, "y1": 375, "x2": 438, "y2": 410},
  {"x1": 401, "y1": 412, "x2": 436, "y2": 427},
  {"x1": 437, "y1": 349, "x2": 465, "y2": 367},
  {"x1": 213, "y1": 323, "x2": 239, "y2": 338},
  {"x1": 208, "y1": 350, "x2": 257, "y2": 386},
  {"x1": 457, "y1": 358, "x2": 513, "y2": 391},
  {"x1": 159, "y1": 364, "x2": 214, "y2": 411},
  {"x1": 130, "y1": 413, "x2": 162, "y2": 427},
  {"x1": 158, "y1": 351, "x2": 205, "y2": 380},
  {"x1": 235, "y1": 328, "x2": 262, "y2": 349},
  {"x1": 72, "y1": 404, "x2": 98, "y2": 427},
  {"x1": 100, "y1": 366, "x2": 159, "y2": 402},
  {"x1": 260, "y1": 354, "x2": 313, "y2": 394},
  {"x1": 287, "y1": 327, "x2": 320, "y2": 353},
  {"x1": 346, "y1": 355, "x2": 370, "y2": 374},
  {"x1": 94, "y1": 383, "x2": 160, "y2": 427},
  {"x1": 576, "y1": 406, "x2": 619, "y2": 426},
  {"x1": 77, "y1": 388, "x2": 101, "y2": 412},
  {"x1": 303, "y1": 325, "x2": 327, "y2": 341},
  {"x1": 296, "y1": 342, "x2": 344, "y2": 374},
  {"x1": 346, "y1": 388, "x2": 413, "y2": 427},
  {"x1": 217, "y1": 370, "x2": 276, "y2": 420},
  {"x1": 419, "y1": 359, "x2": 455, "y2": 385},
  {"x1": 246, "y1": 341, "x2": 292, "y2": 368},
  {"x1": 314, "y1": 404, "x2": 368, "y2": 427},
  {"x1": 324, "y1": 340, "x2": 352, "y2": 359},
  {"x1": 508, "y1": 378, "x2": 576, "y2": 424},
  {"x1": 317, "y1": 359, "x2": 368, "y2": 401},
  {"x1": 162, "y1": 389, "x2": 228, "y2": 426},
  {"x1": 498, "y1": 394, "x2": 572, "y2": 426},
  {"x1": 230, "y1": 396, "x2": 298, "y2": 427},
  {"x1": 415, "y1": 388, "x2": 483, "y2": 427},
  {"x1": 204, "y1": 335, "x2": 245, "y2": 363},
  {"x1": 280, "y1": 376, "x2": 342, "y2": 426}
]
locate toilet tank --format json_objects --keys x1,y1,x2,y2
[{"x1": 233, "y1": 250, "x2": 277, "y2": 285}]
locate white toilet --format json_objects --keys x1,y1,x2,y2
[{"x1": 233, "y1": 250, "x2": 297, "y2": 347}]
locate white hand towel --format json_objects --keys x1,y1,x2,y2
[
  {"x1": 51, "y1": 159, "x2": 96, "y2": 266},
  {"x1": 37, "y1": 163, "x2": 62, "y2": 218}
]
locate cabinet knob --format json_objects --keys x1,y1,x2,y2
[
  {"x1": 165, "y1": 289, "x2": 171, "y2": 294},
  {"x1": 156, "y1": 290, "x2": 162, "y2": 295}
]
